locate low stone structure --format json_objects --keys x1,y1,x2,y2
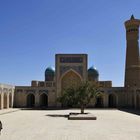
[{"x1": 68, "y1": 113, "x2": 97, "y2": 120}]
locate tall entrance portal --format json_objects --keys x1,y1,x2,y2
[{"x1": 61, "y1": 70, "x2": 82, "y2": 107}]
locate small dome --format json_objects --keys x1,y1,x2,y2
[
  {"x1": 45, "y1": 67, "x2": 55, "y2": 81},
  {"x1": 88, "y1": 66, "x2": 99, "y2": 81},
  {"x1": 45, "y1": 67, "x2": 54, "y2": 73}
]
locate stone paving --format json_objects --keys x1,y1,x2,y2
[{"x1": 0, "y1": 109, "x2": 140, "y2": 140}]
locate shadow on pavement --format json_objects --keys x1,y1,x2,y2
[
  {"x1": 119, "y1": 108, "x2": 140, "y2": 116},
  {"x1": 20, "y1": 107, "x2": 69, "y2": 111},
  {"x1": 46, "y1": 114, "x2": 68, "y2": 118}
]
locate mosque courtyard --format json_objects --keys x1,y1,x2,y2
[{"x1": 0, "y1": 109, "x2": 140, "y2": 140}]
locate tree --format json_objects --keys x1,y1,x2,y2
[{"x1": 58, "y1": 81, "x2": 102, "y2": 114}]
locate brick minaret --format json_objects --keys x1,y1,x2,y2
[{"x1": 124, "y1": 15, "x2": 140, "y2": 87}]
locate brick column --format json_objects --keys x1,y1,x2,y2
[
  {"x1": 35, "y1": 92, "x2": 40, "y2": 107},
  {"x1": 7, "y1": 94, "x2": 9, "y2": 109},
  {"x1": 103, "y1": 94, "x2": 109, "y2": 108},
  {"x1": 0, "y1": 94, "x2": 3, "y2": 109}
]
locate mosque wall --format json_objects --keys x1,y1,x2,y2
[{"x1": 14, "y1": 86, "x2": 56, "y2": 108}]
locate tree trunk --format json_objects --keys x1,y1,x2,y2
[{"x1": 81, "y1": 105, "x2": 84, "y2": 114}]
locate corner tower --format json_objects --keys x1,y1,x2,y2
[{"x1": 124, "y1": 15, "x2": 140, "y2": 87}]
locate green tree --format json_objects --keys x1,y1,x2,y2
[{"x1": 58, "y1": 81, "x2": 102, "y2": 114}]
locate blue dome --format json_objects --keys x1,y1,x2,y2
[
  {"x1": 88, "y1": 66, "x2": 99, "y2": 81},
  {"x1": 45, "y1": 67, "x2": 54, "y2": 74},
  {"x1": 45, "y1": 67, "x2": 55, "y2": 81}
]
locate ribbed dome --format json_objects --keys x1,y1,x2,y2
[
  {"x1": 45, "y1": 67, "x2": 55, "y2": 81},
  {"x1": 88, "y1": 66, "x2": 99, "y2": 81}
]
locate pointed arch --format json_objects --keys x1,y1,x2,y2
[
  {"x1": 61, "y1": 69, "x2": 82, "y2": 91},
  {"x1": 26, "y1": 94, "x2": 35, "y2": 107},
  {"x1": 109, "y1": 94, "x2": 117, "y2": 108},
  {"x1": 39, "y1": 93, "x2": 48, "y2": 107},
  {"x1": 95, "y1": 97, "x2": 104, "y2": 108},
  {"x1": 4, "y1": 93, "x2": 8, "y2": 108},
  {"x1": 60, "y1": 69, "x2": 83, "y2": 81},
  {"x1": 9, "y1": 93, "x2": 13, "y2": 108}
]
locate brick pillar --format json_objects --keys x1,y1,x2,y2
[
  {"x1": 7, "y1": 94, "x2": 9, "y2": 109},
  {"x1": 35, "y1": 92, "x2": 40, "y2": 107},
  {"x1": 103, "y1": 94, "x2": 109, "y2": 108},
  {"x1": 0, "y1": 94, "x2": 3, "y2": 109}
]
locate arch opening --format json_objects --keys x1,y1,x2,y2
[
  {"x1": 109, "y1": 94, "x2": 116, "y2": 108},
  {"x1": 95, "y1": 97, "x2": 104, "y2": 108},
  {"x1": 4, "y1": 94, "x2": 8, "y2": 108},
  {"x1": 27, "y1": 94, "x2": 35, "y2": 107},
  {"x1": 9, "y1": 93, "x2": 12, "y2": 108},
  {"x1": 39, "y1": 93, "x2": 48, "y2": 107}
]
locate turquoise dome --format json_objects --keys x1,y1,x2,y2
[
  {"x1": 45, "y1": 67, "x2": 55, "y2": 81},
  {"x1": 88, "y1": 66, "x2": 99, "y2": 81}
]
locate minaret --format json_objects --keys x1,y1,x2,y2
[{"x1": 124, "y1": 15, "x2": 140, "y2": 87}]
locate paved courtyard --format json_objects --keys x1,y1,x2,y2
[{"x1": 0, "y1": 109, "x2": 140, "y2": 140}]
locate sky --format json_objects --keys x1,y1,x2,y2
[{"x1": 0, "y1": 0, "x2": 140, "y2": 86}]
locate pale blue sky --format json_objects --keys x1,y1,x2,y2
[{"x1": 0, "y1": 0, "x2": 140, "y2": 86}]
